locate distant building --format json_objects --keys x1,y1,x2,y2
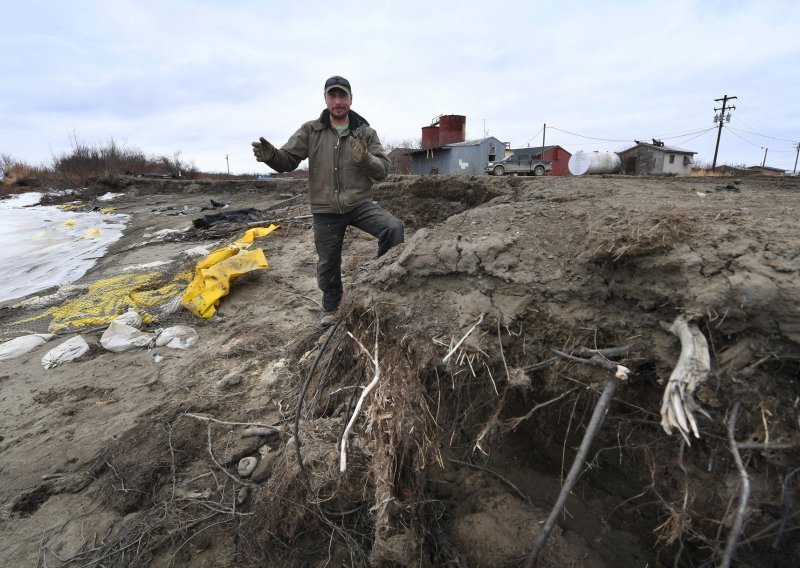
[
  {"x1": 712, "y1": 165, "x2": 752, "y2": 176},
  {"x1": 618, "y1": 139, "x2": 697, "y2": 175},
  {"x1": 510, "y1": 145, "x2": 572, "y2": 176},
  {"x1": 746, "y1": 165, "x2": 786, "y2": 176},
  {"x1": 409, "y1": 137, "x2": 507, "y2": 175},
  {"x1": 387, "y1": 148, "x2": 412, "y2": 174}
]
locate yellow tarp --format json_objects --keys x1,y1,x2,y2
[{"x1": 181, "y1": 225, "x2": 279, "y2": 318}]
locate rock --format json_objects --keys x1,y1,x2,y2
[
  {"x1": 216, "y1": 370, "x2": 241, "y2": 389},
  {"x1": 251, "y1": 452, "x2": 276, "y2": 482},
  {"x1": 237, "y1": 457, "x2": 257, "y2": 477},
  {"x1": 216, "y1": 434, "x2": 263, "y2": 465},
  {"x1": 236, "y1": 486, "x2": 250, "y2": 505}
]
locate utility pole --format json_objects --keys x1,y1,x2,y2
[
  {"x1": 542, "y1": 123, "x2": 546, "y2": 158},
  {"x1": 761, "y1": 147, "x2": 768, "y2": 172},
  {"x1": 226, "y1": 154, "x2": 230, "y2": 175},
  {"x1": 712, "y1": 94, "x2": 737, "y2": 171},
  {"x1": 794, "y1": 142, "x2": 799, "y2": 174}
]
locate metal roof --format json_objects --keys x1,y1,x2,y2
[
  {"x1": 623, "y1": 141, "x2": 697, "y2": 154},
  {"x1": 445, "y1": 137, "x2": 497, "y2": 148},
  {"x1": 406, "y1": 136, "x2": 502, "y2": 154},
  {"x1": 511, "y1": 145, "x2": 562, "y2": 154}
]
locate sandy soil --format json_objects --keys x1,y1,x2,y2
[{"x1": 1, "y1": 173, "x2": 799, "y2": 567}]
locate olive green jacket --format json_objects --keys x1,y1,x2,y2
[{"x1": 266, "y1": 109, "x2": 390, "y2": 214}]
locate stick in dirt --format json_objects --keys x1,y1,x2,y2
[
  {"x1": 524, "y1": 350, "x2": 629, "y2": 567},
  {"x1": 719, "y1": 402, "x2": 751, "y2": 568},
  {"x1": 340, "y1": 317, "x2": 381, "y2": 472},
  {"x1": 442, "y1": 313, "x2": 485, "y2": 364}
]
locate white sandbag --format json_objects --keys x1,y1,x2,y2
[
  {"x1": 113, "y1": 309, "x2": 142, "y2": 329},
  {"x1": 100, "y1": 320, "x2": 156, "y2": 353},
  {"x1": 42, "y1": 336, "x2": 90, "y2": 369},
  {"x1": 0, "y1": 333, "x2": 55, "y2": 361},
  {"x1": 155, "y1": 325, "x2": 198, "y2": 349}
]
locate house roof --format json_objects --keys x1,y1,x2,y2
[
  {"x1": 621, "y1": 141, "x2": 697, "y2": 155},
  {"x1": 446, "y1": 137, "x2": 499, "y2": 147},
  {"x1": 746, "y1": 165, "x2": 786, "y2": 172},
  {"x1": 511, "y1": 145, "x2": 570, "y2": 156},
  {"x1": 406, "y1": 136, "x2": 502, "y2": 154}
]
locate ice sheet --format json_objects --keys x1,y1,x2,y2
[{"x1": 0, "y1": 192, "x2": 129, "y2": 303}]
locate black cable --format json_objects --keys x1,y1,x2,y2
[{"x1": 294, "y1": 321, "x2": 341, "y2": 493}]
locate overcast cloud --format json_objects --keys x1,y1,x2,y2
[{"x1": 2, "y1": 0, "x2": 799, "y2": 174}]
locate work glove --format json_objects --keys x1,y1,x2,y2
[
  {"x1": 252, "y1": 137, "x2": 276, "y2": 163},
  {"x1": 350, "y1": 131, "x2": 369, "y2": 164}
]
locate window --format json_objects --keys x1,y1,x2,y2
[{"x1": 669, "y1": 154, "x2": 675, "y2": 164}]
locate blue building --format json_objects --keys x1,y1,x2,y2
[{"x1": 408, "y1": 137, "x2": 508, "y2": 175}]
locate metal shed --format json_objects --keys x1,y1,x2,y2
[{"x1": 409, "y1": 137, "x2": 506, "y2": 175}]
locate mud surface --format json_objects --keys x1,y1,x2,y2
[{"x1": 1, "y1": 174, "x2": 799, "y2": 567}]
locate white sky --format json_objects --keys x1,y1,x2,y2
[{"x1": 2, "y1": 0, "x2": 799, "y2": 174}]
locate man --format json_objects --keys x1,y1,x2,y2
[{"x1": 252, "y1": 75, "x2": 404, "y2": 327}]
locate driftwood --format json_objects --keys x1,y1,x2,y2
[{"x1": 659, "y1": 315, "x2": 711, "y2": 444}]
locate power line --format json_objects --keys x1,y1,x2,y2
[
  {"x1": 653, "y1": 126, "x2": 714, "y2": 139},
  {"x1": 723, "y1": 125, "x2": 763, "y2": 148},
  {"x1": 524, "y1": 127, "x2": 543, "y2": 146},
  {"x1": 674, "y1": 127, "x2": 717, "y2": 145},
  {"x1": 547, "y1": 126, "x2": 631, "y2": 143},
  {"x1": 725, "y1": 125, "x2": 796, "y2": 143}
]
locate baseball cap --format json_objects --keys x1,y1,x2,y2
[{"x1": 324, "y1": 75, "x2": 351, "y2": 95}]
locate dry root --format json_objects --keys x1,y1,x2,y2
[{"x1": 659, "y1": 315, "x2": 711, "y2": 444}]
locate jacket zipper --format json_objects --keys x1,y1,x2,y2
[{"x1": 334, "y1": 133, "x2": 343, "y2": 213}]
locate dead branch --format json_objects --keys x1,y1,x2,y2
[
  {"x1": 504, "y1": 387, "x2": 580, "y2": 431},
  {"x1": 495, "y1": 320, "x2": 509, "y2": 395},
  {"x1": 768, "y1": 466, "x2": 800, "y2": 562},
  {"x1": 659, "y1": 315, "x2": 711, "y2": 444},
  {"x1": 448, "y1": 458, "x2": 531, "y2": 505},
  {"x1": 736, "y1": 441, "x2": 799, "y2": 450},
  {"x1": 525, "y1": 355, "x2": 628, "y2": 567},
  {"x1": 443, "y1": 313, "x2": 485, "y2": 364},
  {"x1": 205, "y1": 426, "x2": 244, "y2": 487},
  {"x1": 340, "y1": 317, "x2": 381, "y2": 472},
  {"x1": 184, "y1": 413, "x2": 279, "y2": 430},
  {"x1": 551, "y1": 348, "x2": 631, "y2": 379},
  {"x1": 720, "y1": 402, "x2": 751, "y2": 568}
]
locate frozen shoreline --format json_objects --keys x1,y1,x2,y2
[{"x1": 0, "y1": 192, "x2": 129, "y2": 303}]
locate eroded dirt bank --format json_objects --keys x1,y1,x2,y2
[{"x1": 1, "y1": 174, "x2": 799, "y2": 567}]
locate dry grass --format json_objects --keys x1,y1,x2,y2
[{"x1": 582, "y1": 209, "x2": 698, "y2": 262}]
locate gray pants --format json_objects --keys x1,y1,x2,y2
[{"x1": 313, "y1": 201, "x2": 404, "y2": 312}]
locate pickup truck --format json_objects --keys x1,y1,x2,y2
[{"x1": 486, "y1": 154, "x2": 551, "y2": 176}]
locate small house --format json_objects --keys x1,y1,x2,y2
[{"x1": 618, "y1": 139, "x2": 697, "y2": 175}]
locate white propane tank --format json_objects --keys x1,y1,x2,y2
[{"x1": 568, "y1": 151, "x2": 621, "y2": 176}]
